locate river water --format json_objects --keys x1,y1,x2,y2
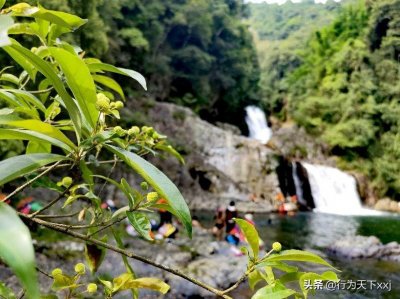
[{"x1": 197, "y1": 211, "x2": 400, "y2": 299}]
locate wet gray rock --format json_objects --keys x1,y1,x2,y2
[
  {"x1": 327, "y1": 235, "x2": 400, "y2": 261},
  {"x1": 122, "y1": 101, "x2": 280, "y2": 212}
]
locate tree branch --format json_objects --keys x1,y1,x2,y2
[
  {"x1": 1, "y1": 159, "x2": 67, "y2": 203},
  {"x1": 22, "y1": 215, "x2": 233, "y2": 299}
]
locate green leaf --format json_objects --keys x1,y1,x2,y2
[
  {"x1": 5, "y1": 89, "x2": 46, "y2": 112},
  {"x1": 155, "y1": 144, "x2": 185, "y2": 164},
  {"x1": 0, "y1": 15, "x2": 14, "y2": 47},
  {"x1": 264, "y1": 250, "x2": 338, "y2": 270},
  {"x1": 105, "y1": 145, "x2": 192, "y2": 237},
  {"x1": 122, "y1": 277, "x2": 170, "y2": 294},
  {"x1": 85, "y1": 236, "x2": 107, "y2": 273},
  {"x1": 0, "y1": 281, "x2": 16, "y2": 299},
  {"x1": 93, "y1": 74, "x2": 125, "y2": 100},
  {"x1": 51, "y1": 272, "x2": 75, "y2": 291},
  {"x1": 126, "y1": 212, "x2": 153, "y2": 241},
  {"x1": 0, "y1": 203, "x2": 40, "y2": 299},
  {"x1": 0, "y1": 0, "x2": 5, "y2": 10},
  {"x1": 4, "y1": 40, "x2": 82, "y2": 137},
  {"x1": 2, "y1": 41, "x2": 36, "y2": 81},
  {"x1": 234, "y1": 218, "x2": 260, "y2": 259},
  {"x1": 252, "y1": 282, "x2": 296, "y2": 299},
  {"x1": 0, "y1": 128, "x2": 72, "y2": 151},
  {"x1": 79, "y1": 161, "x2": 94, "y2": 186},
  {"x1": 26, "y1": 140, "x2": 51, "y2": 154},
  {"x1": 112, "y1": 229, "x2": 138, "y2": 299},
  {"x1": 248, "y1": 270, "x2": 264, "y2": 291},
  {"x1": 112, "y1": 273, "x2": 133, "y2": 292},
  {"x1": 257, "y1": 261, "x2": 298, "y2": 273},
  {"x1": 87, "y1": 62, "x2": 147, "y2": 91},
  {"x1": 299, "y1": 271, "x2": 339, "y2": 299},
  {"x1": 0, "y1": 116, "x2": 76, "y2": 150},
  {"x1": 0, "y1": 153, "x2": 66, "y2": 185},
  {"x1": 32, "y1": 9, "x2": 87, "y2": 30},
  {"x1": 120, "y1": 178, "x2": 141, "y2": 208},
  {"x1": 49, "y1": 47, "x2": 98, "y2": 128}
]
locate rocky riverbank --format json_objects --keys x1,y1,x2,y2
[
  {"x1": 0, "y1": 227, "x2": 250, "y2": 299},
  {"x1": 121, "y1": 101, "x2": 280, "y2": 212},
  {"x1": 327, "y1": 235, "x2": 400, "y2": 261}
]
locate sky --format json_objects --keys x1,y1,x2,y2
[{"x1": 245, "y1": 0, "x2": 342, "y2": 4}]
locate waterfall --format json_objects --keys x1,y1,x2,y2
[
  {"x1": 245, "y1": 106, "x2": 272, "y2": 144},
  {"x1": 302, "y1": 163, "x2": 381, "y2": 215},
  {"x1": 292, "y1": 162, "x2": 306, "y2": 206}
]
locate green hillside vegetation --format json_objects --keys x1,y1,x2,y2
[
  {"x1": 4, "y1": 0, "x2": 260, "y2": 128},
  {"x1": 248, "y1": 0, "x2": 356, "y2": 116},
  {"x1": 251, "y1": 0, "x2": 400, "y2": 199}
]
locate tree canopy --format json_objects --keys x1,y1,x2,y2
[
  {"x1": 5, "y1": 0, "x2": 261, "y2": 129},
  {"x1": 249, "y1": 0, "x2": 400, "y2": 199}
]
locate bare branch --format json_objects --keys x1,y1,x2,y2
[{"x1": 22, "y1": 215, "x2": 232, "y2": 299}]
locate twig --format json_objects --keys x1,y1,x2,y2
[
  {"x1": 1, "y1": 159, "x2": 67, "y2": 203},
  {"x1": 29, "y1": 186, "x2": 72, "y2": 218},
  {"x1": 36, "y1": 267, "x2": 52, "y2": 279},
  {"x1": 96, "y1": 157, "x2": 118, "y2": 198},
  {"x1": 87, "y1": 215, "x2": 127, "y2": 237},
  {"x1": 17, "y1": 290, "x2": 25, "y2": 299},
  {"x1": 22, "y1": 215, "x2": 232, "y2": 299},
  {"x1": 35, "y1": 211, "x2": 81, "y2": 219}
]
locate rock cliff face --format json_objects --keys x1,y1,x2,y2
[{"x1": 131, "y1": 102, "x2": 280, "y2": 212}]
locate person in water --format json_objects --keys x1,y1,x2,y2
[{"x1": 212, "y1": 207, "x2": 225, "y2": 241}]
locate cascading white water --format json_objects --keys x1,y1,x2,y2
[
  {"x1": 302, "y1": 163, "x2": 382, "y2": 215},
  {"x1": 245, "y1": 106, "x2": 272, "y2": 144},
  {"x1": 292, "y1": 162, "x2": 306, "y2": 206}
]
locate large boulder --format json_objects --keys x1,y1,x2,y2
[
  {"x1": 128, "y1": 101, "x2": 280, "y2": 212},
  {"x1": 327, "y1": 235, "x2": 400, "y2": 261}
]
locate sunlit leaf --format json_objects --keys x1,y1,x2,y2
[
  {"x1": 4, "y1": 40, "x2": 82, "y2": 137},
  {"x1": 0, "y1": 116, "x2": 76, "y2": 150},
  {"x1": 0, "y1": 153, "x2": 66, "y2": 185},
  {"x1": 93, "y1": 74, "x2": 125, "y2": 100},
  {"x1": 105, "y1": 145, "x2": 192, "y2": 237},
  {"x1": 248, "y1": 270, "x2": 264, "y2": 291},
  {"x1": 264, "y1": 250, "x2": 338, "y2": 270},
  {"x1": 49, "y1": 47, "x2": 98, "y2": 128},
  {"x1": 126, "y1": 212, "x2": 153, "y2": 241},
  {"x1": 0, "y1": 128, "x2": 72, "y2": 151},
  {"x1": 234, "y1": 218, "x2": 260, "y2": 259},
  {"x1": 252, "y1": 282, "x2": 295, "y2": 299},
  {"x1": 0, "y1": 15, "x2": 13, "y2": 47},
  {"x1": 122, "y1": 277, "x2": 170, "y2": 294},
  {"x1": 87, "y1": 62, "x2": 147, "y2": 91},
  {"x1": 0, "y1": 203, "x2": 40, "y2": 299}
]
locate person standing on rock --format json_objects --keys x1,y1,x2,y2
[
  {"x1": 212, "y1": 207, "x2": 225, "y2": 240},
  {"x1": 225, "y1": 201, "x2": 238, "y2": 233}
]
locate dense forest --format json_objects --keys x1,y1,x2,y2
[
  {"x1": 249, "y1": 0, "x2": 400, "y2": 199},
  {"x1": 4, "y1": 0, "x2": 261, "y2": 126}
]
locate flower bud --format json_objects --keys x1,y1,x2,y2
[
  {"x1": 114, "y1": 101, "x2": 124, "y2": 109},
  {"x1": 74, "y1": 263, "x2": 86, "y2": 274},
  {"x1": 96, "y1": 93, "x2": 110, "y2": 112},
  {"x1": 272, "y1": 242, "x2": 282, "y2": 252},
  {"x1": 62, "y1": 177, "x2": 73, "y2": 187},
  {"x1": 146, "y1": 192, "x2": 159, "y2": 202},
  {"x1": 140, "y1": 182, "x2": 149, "y2": 190},
  {"x1": 87, "y1": 283, "x2": 97, "y2": 293},
  {"x1": 113, "y1": 126, "x2": 126, "y2": 137},
  {"x1": 51, "y1": 268, "x2": 63, "y2": 277},
  {"x1": 128, "y1": 126, "x2": 140, "y2": 136}
]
